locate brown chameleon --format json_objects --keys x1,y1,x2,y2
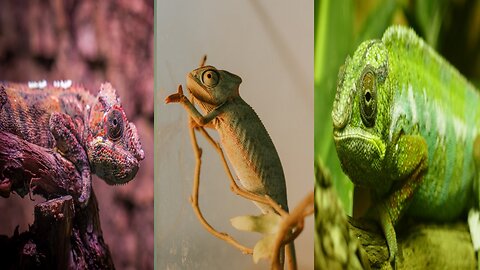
[
  {"x1": 0, "y1": 80, "x2": 144, "y2": 207},
  {"x1": 166, "y1": 64, "x2": 295, "y2": 267}
]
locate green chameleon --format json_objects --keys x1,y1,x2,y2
[{"x1": 332, "y1": 25, "x2": 480, "y2": 261}]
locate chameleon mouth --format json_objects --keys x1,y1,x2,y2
[
  {"x1": 186, "y1": 73, "x2": 214, "y2": 104},
  {"x1": 88, "y1": 138, "x2": 141, "y2": 185},
  {"x1": 333, "y1": 127, "x2": 386, "y2": 160}
]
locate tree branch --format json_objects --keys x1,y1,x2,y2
[{"x1": 0, "y1": 131, "x2": 115, "y2": 269}]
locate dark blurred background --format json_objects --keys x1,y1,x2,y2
[{"x1": 0, "y1": 0, "x2": 153, "y2": 269}]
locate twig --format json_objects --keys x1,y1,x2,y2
[
  {"x1": 271, "y1": 191, "x2": 313, "y2": 270},
  {"x1": 188, "y1": 116, "x2": 253, "y2": 254}
]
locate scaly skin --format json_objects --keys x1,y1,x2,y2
[
  {"x1": 0, "y1": 81, "x2": 144, "y2": 206},
  {"x1": 166, "y1": 65, "x2": 295, "y2": 266},
  {"x1": 332, "y1": 25, "x2": 480, "y2": 261}
]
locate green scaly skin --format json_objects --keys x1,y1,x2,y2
[{"x1": 332, "y1": 25, "x2": 480, "y2": 262}]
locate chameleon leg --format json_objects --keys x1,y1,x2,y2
[
  {"x1": 188, "y1": 119, "x2": 253, "y2": 255},
  {"x1": 49, "y1": 112, "x2": 91, "y2": 207},
  {"x1": 376, "y1": 134, "x2": 428, "y2": 262},
  {"x1": 198, "y1": 126, "x2": 281, "y2": 208},
  {"x1": 197, "y1": 126, "x2": 297, "y2": 269},
  {"x1": 168, "y1": 85, "x2": 282, "y2": 209}
]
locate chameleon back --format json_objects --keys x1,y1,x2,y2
[
  {"x1": 216, "y1": 97, "x2": 289, "y2": 213},
  {"x1": 0, "y1": 82, "x2": 94, "y2": 148},
  {"x1": 384, "y1": 27, "x2": 480, "y2": 220}
]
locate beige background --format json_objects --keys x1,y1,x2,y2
[{"x1": 156, "y1": 1, "x2": 313, "y2": 268}]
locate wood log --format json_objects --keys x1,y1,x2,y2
[
  {"x1": 0, "y1": 131, "x2": 82, "y2": 201},
  {"x1": 0, "y1": 130, "x2": 115, "y2": 269}
]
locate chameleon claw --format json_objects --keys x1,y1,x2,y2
[{"x1": 165, "y1": 85, "x2": 185, "y2": 104}]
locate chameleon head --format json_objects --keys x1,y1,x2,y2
[
  {"x1": 186, "y1": 65, "x2": 242, "y2": 106},
  {"x1": 86, "y1": 83, "x2": 145, "y2": 185},
  {"x1": 332, "y1": 39, "x2": 391, "y2": 186}
]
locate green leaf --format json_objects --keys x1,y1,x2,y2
[
  {"x1": 415, "y1": 0, "x2": 448, "y2": 48},
  {"x1": 355, "y1": 0, "x2": 398, "y2": 44},
  {"x1": 253, "y1": 234, "x2": 276, "y2": 264},
  {"x1": 230, "y1": 213, "x2": 281, "y2": 234},
  {"x1": 315, "y1": 0, "x2": 355, "y2": 215}
]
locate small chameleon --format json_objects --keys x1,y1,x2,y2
[
  {"x1": 332, "y1": 25, "x2": 480, "y2": 262},
  {"x1": 166, "y1": 63, "x2": 296, "y2": 265},
  {"x1": 0, "y1": 81, "x2": 144, "y2": 206}
]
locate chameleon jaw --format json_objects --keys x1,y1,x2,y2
[
  {"x1": 333, "y1": 127, "x2": 386, "y2": 158},
  {"x1": 333, "y1": 127, "x2": 386, "y2": 186},
  {"x1": 87, "y1": 137, "x2": 141, "y2": 185}
]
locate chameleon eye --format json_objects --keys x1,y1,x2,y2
[
  {"x1": 201, "y1": 69, "x2": 219, "y2": 87},
  {"x1": 107, "y1": 109, "x2": 124, "y2": 141},
  {"x1": 359, "y1": 67, "x2": 377, "y2": 127}
]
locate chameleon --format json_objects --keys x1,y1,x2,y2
[
  {"x1": 0, "y1": 80, "x2": 144, "y2": 207},
  {"x1": 332, "y1": 25, "x2": 480, "y2": 262},
  {"x1": 165, "y1": 63, "x2": 296, "y2": 266}
]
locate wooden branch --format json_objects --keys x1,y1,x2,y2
[
  {"x1": 0, "y1": 131, "x2": 115, "y2": 269},
  {"x1": 0, "y1": 131, "x2": 83, "y2": 202},
  {"x1": 315, "y1": 161, "x2": 477, "y2": 269},
  {"x1": 33, "y1": 195, "x2": 74, "y2": 270},
  {"x1": 69, "y1": 191, "x2": 115, "y2": 270}
]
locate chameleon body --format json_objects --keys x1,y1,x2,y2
[
  {"x1": 332, "y1": 25, "x2": 480, "y2": 260},
  {"x1": 0, "y1": 81, "x2": 144, "y2": 206},
  {"x1": 166, "y1": 64, "x2": 295, "y2": 265}
]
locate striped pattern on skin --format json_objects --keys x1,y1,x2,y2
[
  {"x1": 0, "y1": 82, "x2": 92, "y2": 148},
  {"x1": 385, "y1": 27, "x2": 479, "y2": 220}
]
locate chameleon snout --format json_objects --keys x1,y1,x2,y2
[{"x1": 88, "y1": 138, "x2": 142, "y2": 185}]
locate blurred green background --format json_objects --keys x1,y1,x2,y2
[{"x1": 315, "y1": 0, "x2": 480, "y2": 214}]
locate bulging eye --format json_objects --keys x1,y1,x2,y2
[
  {"x1": 107, "y1": 109, "x2": 124, "y2": 141},
  {"x1": 359, "y1": 68, "x2": 377, "y2": 127},
  {"x1": 201, "y1": 69, "x2": 219, "y2": 87}
]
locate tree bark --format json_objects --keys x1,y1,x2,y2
[{"x1": 0, "y1": 131, "x2": 115, "y2": 269}]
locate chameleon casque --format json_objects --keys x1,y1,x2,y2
[
  {"x1": 166, "y1": 63, "x2": 296, "y2": 266},
  {"x1": 0, "y1": 81, "x2": 144, "y2": 206},
  {"x1": 332, "y1": 25, "x2": 480, "y2": 261}
]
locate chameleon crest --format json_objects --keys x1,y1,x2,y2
[{"x1": 332, "y1": 25, "x2": 480, "y2": 261}]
